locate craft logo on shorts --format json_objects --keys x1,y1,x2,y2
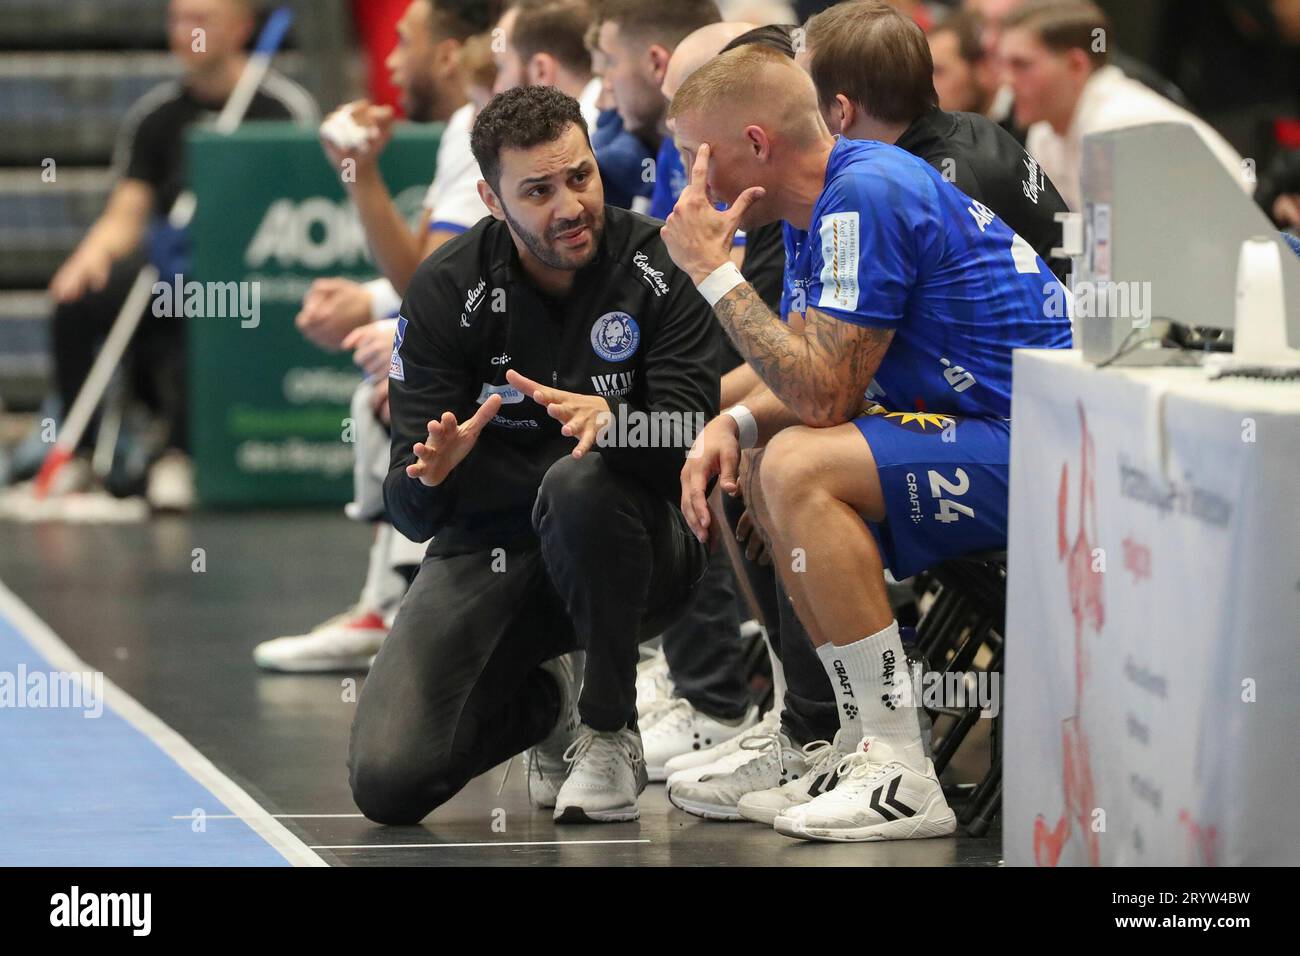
[
  {"x1": 388, "y1": 317, "x2": 407, "y2": 381},
  {"x1": 590, "y1": 311, "x2": 640, "y2": 362},
  {"x1": 817, "y1": 211, "x2": 860, "y2": 311}
]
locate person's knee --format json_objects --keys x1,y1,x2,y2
[
  {"x1": 348, "y1": 743, "x2": 456, "y2": 825},
  {"x1": 532, "y1": 452, "x2": 614, "y2": 534},
  {"x1": 755, "y1": 427, "x2": 825, "y2": 524}
]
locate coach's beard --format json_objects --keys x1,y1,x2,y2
[{"x1": 504, "y1": 205, "x2": 605, "y2": 272}]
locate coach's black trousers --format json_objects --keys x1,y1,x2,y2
[{"x1": 348, "y1": 453, "x2": 708, "y2": 825}]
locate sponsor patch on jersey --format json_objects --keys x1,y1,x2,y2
[
  {"x1": 388, "y1": 316, "x2": 407, "y2": 381},
  {"x1": 818, "y1": 212, "x2": 860, "y2": 312},
  {"x1": 590, "y1": 311, "x2": 640, "y2": 362},
  {"x1": 476, "y1": 382, "x2": 525, "y2": 405}
]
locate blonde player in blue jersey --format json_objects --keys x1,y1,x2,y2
[{"x1": 663, "y1": 45, "x2": 1071, "y2": 843}]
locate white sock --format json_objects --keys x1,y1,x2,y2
[
  {"x1": 815, "y1": 620, "x2": 926, "y2": 770},
  {"x1": 358, "y1": 524, "x2": 407, "y2": 615},
  {"x1": 761, "y1": 628, "x2": 786, "y2": 721}
]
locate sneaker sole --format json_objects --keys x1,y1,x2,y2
[
  {"x1": 553, "y1": 804, "x2": 641, "y2": 823},
  {"x1": 772, "y1": 808, "x2": 957, "y2": 842},
  {"x1": 667, "y1": 789, "x2": 744, "y2": 821},
  {"x1": 736, "y1": 800, "x2": 794, "y2": 826}
]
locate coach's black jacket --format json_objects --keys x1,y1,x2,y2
[
  {"x1": 896, "y1": 108, "x2": 1072, "y2": 281},
  {"x1": 384, "y1": 205, "x2": 720, "y2": 554}
]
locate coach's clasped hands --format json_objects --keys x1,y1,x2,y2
[
  {"x1": 661, "y1": 144, "x2": 765, "y2": 284},
  {"x1": 506, "y1": 369, "x2": 611, "y2": 460}
]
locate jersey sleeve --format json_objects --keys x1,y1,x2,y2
[
  {"x1": 382, "y1": 263, "x2": 479, "y2": 542},
  {"x1": 804, "y1": 171, "x2": 921, "y2": 328}
]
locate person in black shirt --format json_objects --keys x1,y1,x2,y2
[
  {"x1": 800, "y1": 1, "x2": 1071, "y2": 281},
  {"x1": 347, "y1": 86, "x2": 718, "y2": 825},
  {"x1": 44, "y1": 0, "x2": 316, "y2": 507}
]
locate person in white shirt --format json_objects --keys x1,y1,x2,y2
[
  {"x1": 256, "y1": 0, "x2": 500, "y2": 673},
  {"x1": 1000, "y1": 0, "x2": 1250, "y2": 211}
]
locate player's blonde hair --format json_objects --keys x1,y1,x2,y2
[{"x1": 667, "y1": 44, "x2": 825, "y2": 147}]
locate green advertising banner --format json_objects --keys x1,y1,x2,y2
[{"x1": 187, "y1": 121, "x2": 441, "y2": 507}]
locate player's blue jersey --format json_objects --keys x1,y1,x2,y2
[
  {"x1": 649, "y1": 137, "x2": 687, "y2": 221},
  {"x1": 780, "y1": 137, "x2": 1071, "y2": 419}
]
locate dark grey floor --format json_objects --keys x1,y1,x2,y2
[{"x1": 0, "y1": 511, "x2": 1001, "y2": 866}]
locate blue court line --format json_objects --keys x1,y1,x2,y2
[{"x1": 0, "y1": 584, "x2": 322, "y2": 866}]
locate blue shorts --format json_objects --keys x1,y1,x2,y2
[{"x1": 851, "y1": 408, "x2": 1010, "y2": 580}]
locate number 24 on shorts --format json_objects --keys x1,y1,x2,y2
[{"x1": 930, "y1": 468, "x2": 974, "y2": 524}]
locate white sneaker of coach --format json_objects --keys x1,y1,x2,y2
[
  {"x1": 641, "y1": 698, "x2": 758, "y2": 782},
  {"x1": 553, "y1": 725, "x2": 648, "y2": 823},
  {"x1": 736, "y1": 729, "x2": 857, "y2": 826},
  {"x1": 667, "y1": 728, "x2": 809, "y2": 821},
  {"x1": 773, "y1": 737, "x2": 956, "y2": 843},
  {"x1": 522, "y1": 651, "x2": 584, "y2": 809},
  {"x1": 252, "y1": 605, "x2": 389, "y2": 672},
  {"x1": 664, "y1": 706, "x2": 782, "y2": 782}
]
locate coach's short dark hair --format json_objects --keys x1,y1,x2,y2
[
  {"x1": 804, "y1": 0, "x2": 939, "y2": 124},
  {"x1": 471, "y1": 85, "x2": 590, "y2": 191}
]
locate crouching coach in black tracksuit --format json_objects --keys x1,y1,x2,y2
[{"x1": 348, "y1": 86, "x2": 719, "y2": 825}]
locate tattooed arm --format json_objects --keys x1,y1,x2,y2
[{"x1": 712, "y1": 281, "x2": 893, "y2": 428}]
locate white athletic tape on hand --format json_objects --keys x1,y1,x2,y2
[
  {"x1": 320, "y1": 109, "x2": 374, "y2": 153},
  {"x1": 697, "y1": 261, "x2": 745, "y2": 307},
  {"x1": 724, "y1": 404, "x2": 758, "y2": 450}
]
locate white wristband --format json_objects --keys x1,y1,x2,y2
[
  {"x1": 723, "y1": 404, "x2": 758, "y2": 450},
  {"x1": 364, "y1": 277, "x2": 403, "y2": 319},
  {"x1": 696, "y1": 261, "x2": 745, "y2": 307}
]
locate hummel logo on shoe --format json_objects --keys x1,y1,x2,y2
[
  {"x1": 842, "y1": 702, "x2": 858, "y2": 720},
  {"x1": 868, "y1": 775, "x2": 917, "y2": 821},
  {"x1": 807, "y1": 770, "x2": 839, "y2": 798}
]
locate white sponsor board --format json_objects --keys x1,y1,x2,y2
[{"x1": 1005, "y1": 349, "x2": 1300, "y2": 866}]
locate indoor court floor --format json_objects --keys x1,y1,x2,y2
[{"x1": 0, "y1": 512, "x2": 1001, "y2": 867}]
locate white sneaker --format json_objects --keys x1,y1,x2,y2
[
  {"x1": 635, "y1": 646, "x2": 674, "y2": 718},
  {"x1": 253, "y1": 606, "x2": 388, "y2": 672},
  {"x1": 522, "y1": 651, "x2": 584, "y2": 809},
  {"x1": 641, "y1": 698, "x2": 759, "y2": 782},
  {"x1": 553, "y1": 725, "x2": 647, "y2": 823},
  {"x1": 736, "y1": 729, "x2": 857, "y2": 826},
  {"x1": 773, "y1": 737, "x2": 956, "y2": 842},
  {"x1": 667, "y1": 729, "x2": 809, "y2": 821},
  {"x1": 146, "y1": 450, "x2": 195, "y2": 511},
  {"x1": 664, "y1": 706, "x2": 781, "y2": 781}
]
